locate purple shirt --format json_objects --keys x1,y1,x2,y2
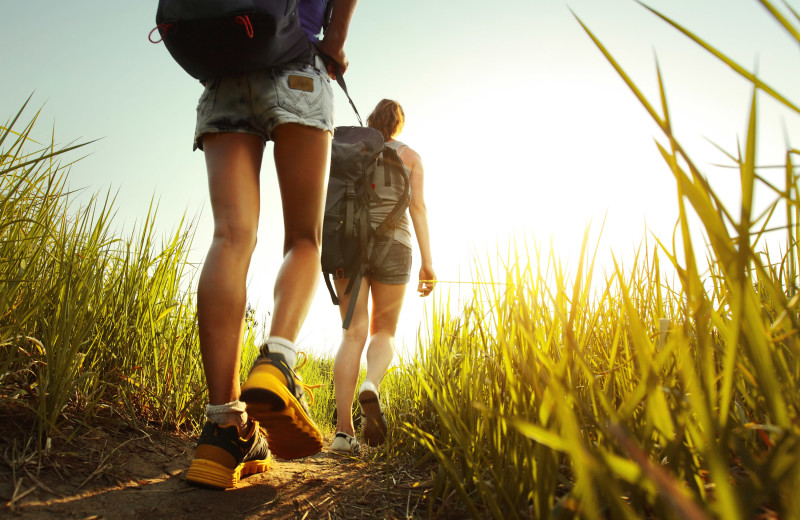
[{"x1": 299, "y1": 0, "x2": 327, "y2": 42}]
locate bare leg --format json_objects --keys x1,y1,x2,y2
[
  {"x1": 365, "y1": 281, "x2": 406, "y2": 386},
  {"x1": 332, "y1": 278, "x2": 370, "y2": 436},
  {"x1": 197, "y1": 133, "x2": 264, "y2": 406},
  {"x1": 238, "y1": 123, "x2": 329, "y2": 460},
  {"x1": 269, "y1": 123, "x2": 331, "y2": 341}
]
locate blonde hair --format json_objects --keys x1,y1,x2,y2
[{"x1": 366, "y1": 99, "x2": 405, "y2": 141}]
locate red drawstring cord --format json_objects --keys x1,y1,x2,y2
[
  {"x1": 148, "y1": 24, "x2": 173, "y2": 43},
  {"x1": 235, "y1": 15, "x2": 254, "y2": 38},
  {"x1": 150, "y1": 15, "x2": 253, "y2": 44}
]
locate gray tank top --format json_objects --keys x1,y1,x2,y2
[{"x1": 369, "y1": 140, "x2": 413, "y2": 249}]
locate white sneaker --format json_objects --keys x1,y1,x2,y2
[
  {"x1": 330, "y1": 432, "x2": 360, "y2": 455},
  {"x1": 358, "y1": 381, "x2": 387, "y2": 447}
]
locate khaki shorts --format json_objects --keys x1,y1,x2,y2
[{"x1": 194, "y1": 54, "x2": 334, "y2": 150}]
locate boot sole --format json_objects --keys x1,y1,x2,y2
[
  {"x1": 359, "y1": 389, "x2": 387, "y2": 447},
  {"x1": 186, "y1": 457, "x2": 271, "y2": 489},
  {"x1": 241, "y1": 371, "x2": 323, "y2": 459}
]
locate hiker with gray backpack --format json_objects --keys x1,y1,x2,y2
[{"x1": 324, "y1": 99, "x2": 436, "y2": 454}]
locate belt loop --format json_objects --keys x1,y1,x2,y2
[{"x1": 308, "y1": 46, "x2": 319, "y2": 69}]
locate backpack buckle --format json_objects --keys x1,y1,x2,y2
[{"x1": 335, "y1": 268, "x2": 345, "y2": 280}]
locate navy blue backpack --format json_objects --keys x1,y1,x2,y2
[{"x1": 151, "y1": 0, "x2": 319, "y2": 80}]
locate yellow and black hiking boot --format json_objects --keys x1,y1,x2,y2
[
  {"x1": 185, "y1": 420, "x2": 271, "y2": 489},
  {"x1": 240, "y1": 348, "x2": 323, "y2": 459}
]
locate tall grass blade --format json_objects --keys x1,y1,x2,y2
[
  {"x1": 637, "y1": 1, "x2": 800, "y2": 114},
  {"x1": 755, "y1": 0, "x2": 800, "y2": 45}
]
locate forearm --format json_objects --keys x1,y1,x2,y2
[
  {"x1": 324, "y1": 0, "x2": 358, "y2": 48},
  {"x1": 410, "y1": 206, "x2": 433, "y2": 269},
  {"x1": 317, "y1": 0, "x2": 357, "y2": 75}
]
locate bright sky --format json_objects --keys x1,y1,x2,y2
[{"x1": 3, "y1": 0, "x2": 799, "y2": 358}]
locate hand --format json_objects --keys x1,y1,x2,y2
[
  {"x1": 316, "y1": 0, "x2": 357, "y2": 78},
  {"x1": 417, "y1": 266, "x2": 436, "y2": 297},
  {"x1": 317, "y1": 33, "x2": 348, "y2": 79}
]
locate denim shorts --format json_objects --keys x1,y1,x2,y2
[
  {"x1": 367, "y1": 239, "x2": 412, "y2": 285},
  {"x1": 194, "y1": 54, "x2": 334, "y2": 150}
]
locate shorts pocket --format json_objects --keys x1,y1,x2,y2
[
  {"x1": 273, "y1": 66, "x2": 329, "y2": 120},
  {"x1": 373, "y1": 243, "x2": 412, "y2": 280}
]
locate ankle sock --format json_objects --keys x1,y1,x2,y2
[
  {"x1": 359, "y1": 380, "x2": 379, "y2": 396},
  {"x1": 266, "y1": 336, "x2": 296, "y2": 369},
  {"x1": 206, "y1": 400, "x2": 248, "y2": 432}
]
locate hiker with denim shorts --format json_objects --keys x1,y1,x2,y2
[
  {"x1": 184, "y1": 0, "x2": 359, "y2": 489},
  {"x1": 330, "y1": 99, "x2": 436, "y2": 455}
]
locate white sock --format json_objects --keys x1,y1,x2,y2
[
  {"x1": 267, "y1": 336, "x2": 296, "y2": 369},
  {"x1": 206, "y1": 400, "x2": 248, "y2": 432},
  {"x1": 359, "y1": 380, "x2": 379, "y2": 396}
]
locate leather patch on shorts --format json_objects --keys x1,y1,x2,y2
[{"x1": 288, "y1": 75, "x2": 314, "y2": 92}]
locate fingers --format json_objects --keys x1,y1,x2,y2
[
  {"x1": 325, "y1": 59, "x2": 348, "y2": 79},
  {"x1": 336, "y1": 56, "x2": 350, "y2": 75},
  {"x1": 322, "y1": 54, "x2": 347, "y2": 79},
  {"x1": 417, "y1": 267, "x2": 436, "y2": 297},
  {"x1": 417, "y1": 280, "x2": 435, "y2": 297},
  {"x1": 316, "y1": 42, "x2": 348, "y2": 77}
]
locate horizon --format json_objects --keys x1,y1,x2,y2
[{"x1": 2, "y1": 0, "x2": 799, "y2": 357}]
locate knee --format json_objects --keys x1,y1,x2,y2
[
  {"x1": 341, "y1": 320, "x2": 369, "y2": 346},
  {"x1": 213, "y1": 223, "x2": 257, "y2": 255},
  {"x1": 284, "y1": 233, "x2": 322, "y2": 256},
  {"x1": 369, "y1": 318, "x2": 398, "y2": 338}
]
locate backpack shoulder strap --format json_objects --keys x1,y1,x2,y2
[
  {"x1": 323, "y1": 0, "x2": 334, "y2": 31},
  {"x1": 370, "y1": 145, "x2": 410, "y2": 266},
  {"x1": 326, "y1": 60, "x2": 362, "y2": 126},
  {"x1": 340, "y1": 208, "x2": 370, "y2": 329},
  {"x1": 373, "y1": 146, "x2": 411, "y2": 239}
]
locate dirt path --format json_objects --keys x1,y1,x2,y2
[{"x1": 0, "y1": 424, "x2": 432, "y2": 520}]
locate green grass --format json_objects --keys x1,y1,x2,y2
[
  {"x1": 0, "y1": 97, "x2": 209, "y2": 444},
  {"x1": 367, "y1": 2, "x2": 800, "y2": 518},
  {"x1": 3, "y1": 1, "x2": 800, "y2": 518}
]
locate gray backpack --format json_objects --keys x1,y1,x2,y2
[{"x1": 321, "y1": 126, "x2": 410, "y2": 329}]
